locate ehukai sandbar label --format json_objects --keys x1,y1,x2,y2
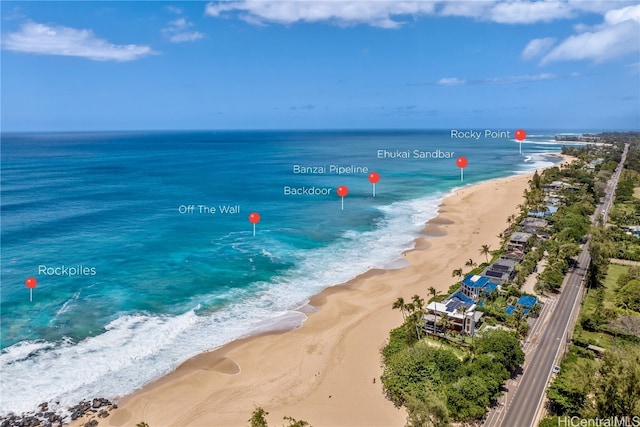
[{"x1": 377, "y1": 149, "x2": 455, "y2": 159}]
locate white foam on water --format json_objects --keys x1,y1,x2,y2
[{"x1": 1, "y1": 192, "x2": 446, "y2": 416}]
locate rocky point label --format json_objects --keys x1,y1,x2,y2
[{"x1": 450, "y1": 129, "x2": 513, "y2": 140}]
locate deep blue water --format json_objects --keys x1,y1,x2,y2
[{"x1": 0, "y1": 130, "x2": 565, "y2": 414}]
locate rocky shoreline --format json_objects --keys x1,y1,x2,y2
[{"x1": 0, "y1": 398, "x2": 117, "y2": 427}]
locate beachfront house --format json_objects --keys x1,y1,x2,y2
[
  {"x1": 482, "y1": 259, "x2": 518, "y2": 285},
  {"x1": 507, "y1": 232, "x2": 533, "y2": 252},
  {"x1": 542, "y1": 181, "x2": 579, "y2": 192},
  {"x1": 460, "y1": 274, "x2": 498, "y2": 302},
  {"x1": 520, "y1": 217, "x2": 549, "y2": 230},
  {"x1": 424, "y1": 293, "x2": 483, "y2": 336},
  {"x1": 527, "y1": 205, "x2": 558, "y2": 218},
  {"x1": 500, "y1": 248, "x2": 525, "y2": 261},
  {"x1": 519, "y1": 218, "x2": 551, "y2": 240}
]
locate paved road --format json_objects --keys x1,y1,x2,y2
[
  {"x1": 610, "y1": 258, "x2": 640, "y2": 267},
  {"x1": 486, "y1": 143, "x2": 629, "y2": 427}
]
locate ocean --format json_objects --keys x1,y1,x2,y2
[{"x1": 0, "y1": 130, "x2": 565, "y2": 415}]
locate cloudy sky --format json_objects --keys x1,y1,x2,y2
[{"x1": 2, "y1": 1, "x2": 639, "y2": 131}]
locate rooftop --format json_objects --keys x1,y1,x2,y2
[
  {"x1": 517, "y1": 295, "x2": 537, "y2": 308},
  {"x1": 462, "y1": 274, "x2": 491, "y2": 288},
  {"x1": 520, "y1": 218, "x2": 549, "y2": 228},
  {"x1": 505, "y1": 305, "x2": 530, "y2": 315},
  {"x1": 509, "y1": 232, "x2": 533, "y2": 243},
  {"x1": 489, "y1": 259, "x2": 518, "y2": 271},
  {"x1": 426, "y1": 295, "x2": 476, "y2": 319},
  {"x1": 450, "y1": 291, "x2": 475, "y2": 304}
]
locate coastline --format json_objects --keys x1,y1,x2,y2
[{"x1": 69, "y1": 165, "x2": 565, "y2": 427}]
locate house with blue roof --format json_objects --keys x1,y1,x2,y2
[
  {"x1": 528, "y1": 205, "x2": 558, "y2": 218},
  {"x1": 460, "y1": 274, "x2": 497, "y2": 301},
  {"x1": 505, "y1": 295, "x2": 538, "y2": 316},
  {"x1": 517, "y1": 295, "x2": 537, "y2": 308}
]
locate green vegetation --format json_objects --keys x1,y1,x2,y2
[
  {"x1": 541, "y1": 259, "x2": 640, "y2": 425},
  {"x1": 386, "y1": 137, "x2": 640, "y2": 425},
  {"x1": 543, "y1": 137, "x2": 640, "y2": 427},
  {"x1": 248, "y1": 408, "x2": 311, "y2": 427},
  {"x1": 392, "y1": 295, "x2": 427, "y2": 343},
  {"x1": 545, "y1": 346, "x2": 640, "y2": 420},
  {"x1": 381, "y1": 328, "x2": 523, "y2": 425}
]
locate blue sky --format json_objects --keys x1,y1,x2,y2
[{"x1": 1, "y1": 1, "x2": 639, "y2": 131}]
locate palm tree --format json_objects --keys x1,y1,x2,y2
[
  {"x1": 405, "y1": 302, "x2": 415, "y2": 314},
  {"x1": 427, "y1": 287, "x2": 439, "y2": 336},
  {"x1": 411, "y1": 294, "x2": 425, "y2": 340},
  {"x1": 392, "y1": 297, "x2": 406, "y2": 321},
  {"x1": 427, "y1": 286, "x2": 438, "y2": 302},
  {"x1": 412, "y1": 294, "x2": 424, "y2": 311},
  {"x1": 451, "y1": 268, "x2": 463, "y2": 280},
  {"x1": 479, "y1": 244, "x2": 491, "y2": 263},
  {"x1": 465, "y1": 258, "x2": 477, "y2": 269}
]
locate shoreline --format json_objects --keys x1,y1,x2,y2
[{"x1": 66, "y1": 159, "x2": 571, "y2": 427}]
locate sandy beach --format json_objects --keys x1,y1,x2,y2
[{"x1": 73, "y1": 171, "x2": 540, "y2": 427}]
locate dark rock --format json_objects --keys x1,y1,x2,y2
[
  {"x1": 97, "y1": 410, "x2": 109, "y2": 418},
  {"x1": 84, "y1": 420, "x2": 98, "y2": 427}
]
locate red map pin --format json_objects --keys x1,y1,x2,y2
[
  {"x1": 337, "y1": 185, "x2": 349, "y2": 210},
  {"x1": 515, "y1": 129, "x2": 526, "y2": 154},
  {"x1": 456, "y1": 157, "x2": 468, "y2": 181},
  {"x1": 25, "y1": 277, "x2": 37, "y2": 302},
  {"x1": 368, "y1": 172, "x2": 380, "y2": 197},
  {"x1": 248, "y1": 212, "x2": 261, "y2": 237}
]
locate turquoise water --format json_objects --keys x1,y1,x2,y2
[{"x1": 0, "y1": 130, "x2": 564, "y2": 414}]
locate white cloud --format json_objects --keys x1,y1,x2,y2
[
  {"x1": 436, "y1": 73, "x2": 559, "y2": 86},
  {"x1": 2, "y1": 22, "x2": 155, "y2": 61},
  {"x1": 604, "y1": 4, "x2": 640, "y2": 25},
  {"x1": 521, "y1": 37, "x2": 557, "y2": 60},
  {"x1": 437, "y1": 77, "x2": 466, "y2": 85},
  {"x1": 489, "y1": 1, "x2": 575, "y2": 24},
  {"x1": 481, "y1": 73, "x2": 556, "y2": 83},
  {"x1": 165, "y1": 5, "x2": 183, "y2": 15},
  {"x1": 435, "y1": 1, "x2": 492, "y2": 20},
  {"x1": 204, "y1": 0, "x2": 632, "y2": 27},
  {"x1": 205, "y1": 1, "x2": 437, "y2": 28},
  {"x1": 162, "y1": 17, "x2": 205, "y2": 43},
  {"x1": 539, "y1": 4, "x2": 640, "y2": 64}
]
